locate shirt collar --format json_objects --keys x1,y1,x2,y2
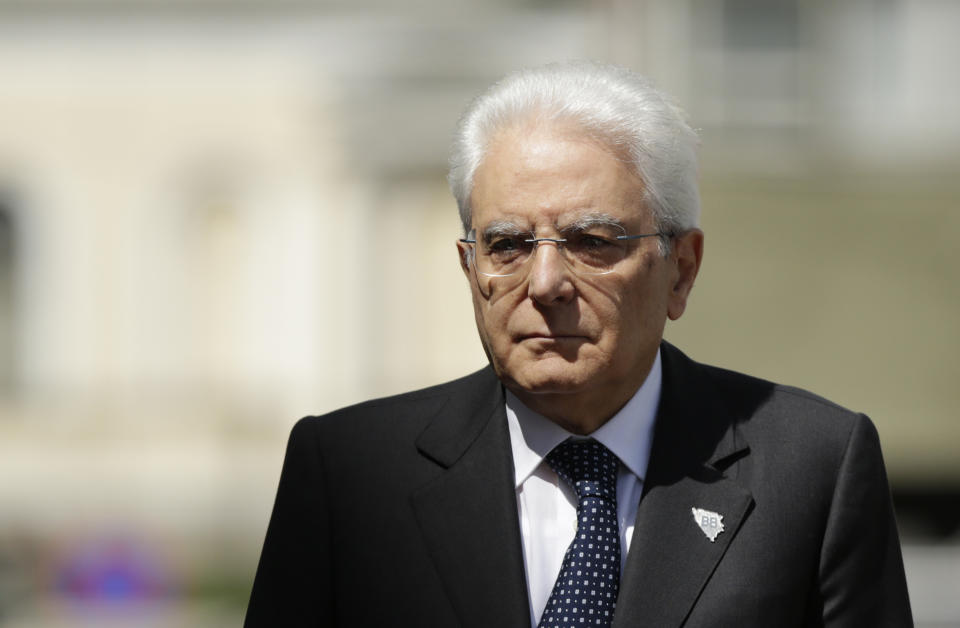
[{"x1": 506, "y1": 348, "x2": 662, "y2": 488}]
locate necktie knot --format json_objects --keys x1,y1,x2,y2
[{"x1": 546, "y1": 438, "x2": 619, "y2": 502}]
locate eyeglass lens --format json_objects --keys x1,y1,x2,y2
[{"x1": 475, "y1": 232, "x2": 629, "y2": 277}]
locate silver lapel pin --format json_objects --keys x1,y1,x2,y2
[{"x1": 691, "y1": 507, "x2": 725, "y2": 542}]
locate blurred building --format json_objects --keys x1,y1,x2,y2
[{"x1": 0, "y1": 0, "x2": 958, "y2": 625}]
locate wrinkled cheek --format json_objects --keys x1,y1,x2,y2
[
  {"x1": 470, "y1": 294, "x2": 506, "y2": 366},
  {"x1": 470, "y1": 283, "x2": 531, "y2": 371}
]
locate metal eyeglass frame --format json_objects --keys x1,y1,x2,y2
[{"x1": 458, "y1": 231, "x2": 672, "y2": 278}]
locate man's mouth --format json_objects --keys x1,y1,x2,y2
[{"x1": 517, "y1": 333, "x2": 588, "y2": 341}]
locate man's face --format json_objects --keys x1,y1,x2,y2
[{"x1": 457, "y1": 122, "x2": 702, "y2": 428}]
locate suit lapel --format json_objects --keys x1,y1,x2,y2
[
  {"x1": 613, "y1": 472, "x2": 753, "y2": 627},
  {"x1": 612, "y1": 343, "x2": 755, "y2": 628},
  {"x1": 411, "y1": 368, "x2": 531, "y2": 628}
]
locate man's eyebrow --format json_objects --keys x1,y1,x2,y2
[
  {"x1": 563, "y1": 212, "x2": 627, "y2": 232},
  {"x1": 481, "y1": 220, "x2": 529, "y2": 241}
]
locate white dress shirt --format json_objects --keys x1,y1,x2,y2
[{"x1": 505, "y1": 349, "x2": 662, "y2": 627}]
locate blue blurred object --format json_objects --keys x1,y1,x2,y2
[{"x1": 55, "y1": 536, "x2": 171, "y2": 603}]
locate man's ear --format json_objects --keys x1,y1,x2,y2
[
  {"x1": 666, "y1": 228, "x2": 704, "y2": 321},
  {"x1": 456, "y1": 239, "x2": 472, "y2": 278}
]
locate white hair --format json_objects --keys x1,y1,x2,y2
[{"x1": 448, "y1": 61, "x2": 701, "y2": 243}]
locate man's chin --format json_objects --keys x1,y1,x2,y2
[{"x1": 499, "y1": 361, "x2": 596, "y2": 396}]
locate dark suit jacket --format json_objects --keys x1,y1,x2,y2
[{"x1": 245, "y1": 342, "x2": 912, "y2": 627}]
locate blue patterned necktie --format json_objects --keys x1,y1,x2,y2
[{"x1": 539, "y1": 439, "x2": 621, "y2": 627}]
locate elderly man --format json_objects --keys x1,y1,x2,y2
[{"x1": 245, "y1": 62, "x2": 911, "y2": 627}]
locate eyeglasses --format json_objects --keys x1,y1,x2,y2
[{"x1": 459, "y1": 227, "x2": 670, "y2": 279}]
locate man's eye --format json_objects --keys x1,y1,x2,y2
[
  {"x1": 488, "y1": 237, "x2": 525, "y2": 252},
  {"x1": 576, "y1": 234, "x2": 617, "y2": 250}
]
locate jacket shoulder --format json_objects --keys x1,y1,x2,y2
[
  {"x1": 661, "y1": 341, "x2": 869, "y2": 448},
  {"x1": 704, "y1": 361, "x2": 860, "y2": 420}
]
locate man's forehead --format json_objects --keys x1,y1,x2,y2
[{"x1": 473, "y1": 131, "x2": 649, "y2": 218}]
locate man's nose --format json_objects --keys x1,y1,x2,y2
[{"x1": 526, "y1": 240, "x2": 576, "y2": 304}]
